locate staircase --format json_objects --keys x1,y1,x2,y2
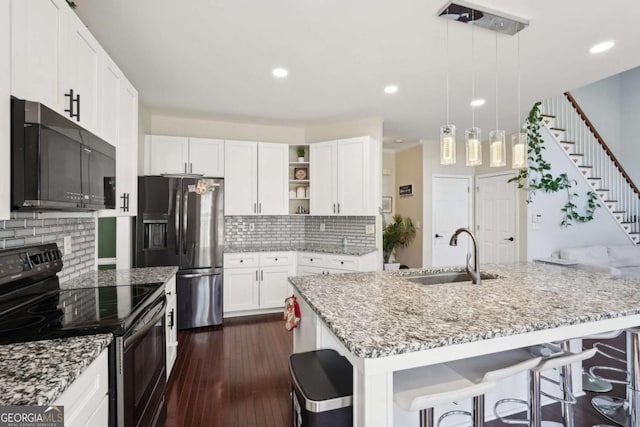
[{"x1": 541, "y1": 93, "x2": 640, "y2": 243}]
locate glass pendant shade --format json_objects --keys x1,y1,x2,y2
[
  {"x1": 465, "y1": 127, "x2": 482, "y2": 166},
  {"x1": 489, "y1": 130, "x2": 506, "y2": 167},
  {"x1": 440, "y1": 125, "x2": 456, "y2": 165},
  {"x1": 511, "y1": 132, "x2": 527, "y2": 169}
]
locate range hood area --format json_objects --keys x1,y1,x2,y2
[{"x1": 11, "y1": 98, "x2": 116, "y2": 211}]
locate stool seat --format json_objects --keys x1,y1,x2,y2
[
  {"x1": 447, "y1": 349, "x2": 541, "y2": 383},
  {"x1": 394, "y1": 364, "x2": 496, "y2": 412},
  {"x1": 535, "y1": 348, "x2": 597, "y2": 371}
]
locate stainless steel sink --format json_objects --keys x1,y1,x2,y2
[{"x1": 407, "y1": 271, "x2": 500, "y2": 285}]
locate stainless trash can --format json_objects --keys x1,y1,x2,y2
[{"x1": 289, "y1": 349, "x2": 353, "y2": 427}]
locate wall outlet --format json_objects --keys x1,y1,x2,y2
[
  {"x1": 63, "y1": 236, "x2": 72, "y2": 255},
  {"x1": 249, "y1": 223, "x2": 255, "y2": 232},
  {"x1": 365, "y1": 224, "x2": 375, "y2": 234},
  {"x1": 319, "y1": 223, "x2": 325, "y2": 232}
]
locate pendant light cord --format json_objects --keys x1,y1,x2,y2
[
  {"x1": 495, "y1": 32, "x2": 499, "y2": 130},
  {"x1": 517, "y1": 33, "x2": 521, "y2": 131},
  {"x1": 446, "y1": 17, "x2": 450, "y2": 125},
  {"x1": 471, "y1": 12, "x2": 475, "y2": 129}
]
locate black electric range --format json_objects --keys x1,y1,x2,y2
[{"x1": 0, "y1": 243, "x2": 167, "y2": 427}]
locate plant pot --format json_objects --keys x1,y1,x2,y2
[
  {"x1": 297, "y1": 157, "x2": 305, "y2": 162},
  {"x1": 384, "y1": 263, "x2": 401, "y2": 270}
]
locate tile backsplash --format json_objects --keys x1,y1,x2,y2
[
  {"x1": 225, "y1": 215, "x2": 376, "y2": 248},
  {"x1": 1, "y1": 212, "x2": 96, "y2": 283}
]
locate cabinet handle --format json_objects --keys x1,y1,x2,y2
[
  {"x1": 256, "y1": 270, "x2": 258, "y2": 281},
  {"x1": 254, "y1": 203, "x2": 257, "y2": 213},
  {"x1": 337, "y1": 203, "x2": 340, "y2": 214},
  {"x1": 64, "y1": 89, "x2": 75, "y2": 118},
  {"x1": 333, "y1": 204, "x2": 336, "y2": 214},
  {"x1": 259, "y1": 203, "x2": 262, "y2": 214},
  {"x1": 75, "y1": 93, "x2": 80, "y2": 121},
  {"x1": 189, "y1": 163, "x2": 193, "y2": 173},
  {"x1": 184, "y1": 163, "x2": 188, "y2": 173},
  {"x1": 120, "y1": 193, "x2": 130, "y2": 212},
  {"x1": 169, "y1": 309, "x2": 174, "y2": 330},
  {"x1": 261, "y1": 270, "x2": 264, "y2": 281}
]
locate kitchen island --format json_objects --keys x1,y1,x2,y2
[{"x1": 289, "y1": 262, "x2": 640, "y2": 426}]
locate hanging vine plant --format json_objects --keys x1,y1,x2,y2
[{"x1": 508, "y1": 102, "x2": 600, "y2": 227}]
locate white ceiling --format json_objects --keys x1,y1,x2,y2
[{"x1": 75, "y1": 0, "x2": 640, "y2": 148}]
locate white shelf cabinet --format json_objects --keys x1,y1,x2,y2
[
  {"x1": 224, "y1": 141, "x2": 288, "y2": 215},
  {"x1": 144, "y1": 135, "x2": 225, "y2": 177},
  {"x1": 165, "y1": 275, "x2": 178, "y2": 380},
  {"x1": 223, "y1": 252, "x2": 294, "y2": 316},
  {"x1": 54, "y1": 349, "x2": 109, "y2": 427},
  {"x1": 310, "y1": 136, "x2": 375, "y2": 216}
]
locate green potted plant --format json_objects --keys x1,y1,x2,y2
[
  {"x1": 383, "y1": 214, "x2": 416, "y2": 270},
  {"x1": 296, "y1": 146, "x2": 306, "y2": 162}
]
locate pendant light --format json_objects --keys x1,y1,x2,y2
[
  {"x1": 511, "y1": 33, "x2": 527, "y2": 169},
  {"x1": 440, "y1": 14, "x2": 456, "y2": 165},
  {"x1": 465, "y1": 13, "x2": 481, "y2": 166},
  {"x1": 489, "y1": 32, "x2": 506, "y2": 167}
]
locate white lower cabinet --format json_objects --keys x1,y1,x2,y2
[
  {"x1": 54, "y1": 349, "x2": 108, "y2": 427},
  {"x1": 223, "y1": 252, "x2": 293, "y2": 316},
  {"x1": 165, "y1": 275, "x2": 178, "y2": 380},
  {"x1": 297, "y1": 251, "x2": 378, "y2": 276}
]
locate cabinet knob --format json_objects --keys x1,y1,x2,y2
[
  {"x1": 240, "y1": 259, "x2": 243, "y2": 263},
  {"x1": 340, "y1": 261, "x2": 344, "y2": 265},
  {"x1": 275, "y1": 258, "x2": 278, "y2": 261},
  {"x1": 310, "y1": 258, "x2": 313, "y2": 262}
]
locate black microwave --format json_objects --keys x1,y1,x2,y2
[{"x1": 11, "y1": 98, "x2": 116, "y2": 211}]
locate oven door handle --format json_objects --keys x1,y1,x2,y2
[{"x1": 124, "y1": 301, "x2": 166, "y2": 349}]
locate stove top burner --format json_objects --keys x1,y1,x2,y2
[{"x1": 0, "y1": 315, "x2": 45, "y2": 334}]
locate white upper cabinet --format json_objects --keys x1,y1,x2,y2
[
  {"x1": 100, "y1": 54, "x2": 121, "y2": 146},
  {"x1": 310, "y1": 136, "x2": 374, "y2": 215},
  {"x1": 257, "y1": 143, "x2": 288, "y2": 215},
  {"x1": 310, "y1": 141, "x2": 338, "y2": 215},
  {"x1": 224, "y1": 141, "x2": 288, "y2": 216},
  {"x1": 224, "y1": 141, "x2": 258, "y2": 215},
  {"x1": 62, "y1": 11, "x2": 102, "y2": 134},
  {"x1": 145, "y1": 136, "x2": 225, "y2": 176},
  {"x1": 145, "y1": 135, "x2": 190, "y2": 175},
  {"x1": 337, "y1": 136, "x2": 372, "y2": 215},
  {"x1": 189, "y1": 138, "x2": 225, "y2": 177},
  {"x1": 117, "y1": 78, "x2": 138, "y2": 216},
  {"x1": 11, "y1": 0, "x2": 67, "y2": 112},
  {"x1": 1, "y1": 0, "x2": 9, "y2": 220}
]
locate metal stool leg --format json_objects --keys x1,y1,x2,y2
[
  {"x1": 420, "y1": 407, "x2": 434, "y2": 427},
  {"x1": 473, "y1": 394, "x2": 485, "y2": 426},
  {"x1": 530, "y1": 369, "x2": 542, "y2": 427},
  {"x1": 560, "y1": 341, "x2": 575, "y2": 427},
  {"x1": 628, "y1": 330, "x2": 640, "y2": 427}
]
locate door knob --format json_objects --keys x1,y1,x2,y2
[
  {"x1": 435, "y1": 234, "x2": 443, "y2": 238},
  {"x1": 504, "y1": 237, "x2": 514, "y2": 242}
]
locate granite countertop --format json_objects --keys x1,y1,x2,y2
[
  {"x1": 225, "y1": 244, "x2": 377, "y2": 256},
  {"x1": 61, "y1": 266, "x2": 179, "y2": 289},
  {"x1": 289, "y1": 262, "x2": 640, "y2": 358},
  {"x1": 0, "y1": 334, "x2": 113, "y2": 406}
]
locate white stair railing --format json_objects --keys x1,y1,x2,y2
[{"x1": 541, "y1": 94, "x2": 640, "y2": 242}]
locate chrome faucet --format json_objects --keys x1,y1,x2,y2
[{"x1": 449, "y1": 227, "x2": 481, "y2": 285}]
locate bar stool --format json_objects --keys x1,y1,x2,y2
[
  {"x1": 494, "y1": 347, "x2": 597, "y2": 427},
  {"x1": 582, "y1": 330, "x2": 623, "y2": 394},
  {"x1": 394, "y1": 353, "x2": 541, "y2": 426}
]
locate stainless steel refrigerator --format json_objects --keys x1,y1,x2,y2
[{"x1": 135, "y1": 176, "x2": 224, "y2": 329}]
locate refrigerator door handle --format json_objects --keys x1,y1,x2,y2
[
  {"x1": 183, "y1": 190, "x2": 189, "y2": 255},
  {"x1": 179, "y1": 271, "x2": 222, "y2": 279},
  {"x1": 174, "y1": 187, "x2": 180, "y2": 255}
]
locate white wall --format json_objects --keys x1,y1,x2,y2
[
  {"x1": 526, "y1": 127, "x2": 631, "y2": 260},
  {"x1": 620, "y1": 67, "x2": 640, "y2": 186},
  {"x1": 305, "y1": 117, "x2": 383, "y2": 145},
  {"x1": 571, "y1": 75, "x2": 622, "y2": 157},
  {"x1": 149, "y1": 113, "x2": 305, "y2": 144},
  {"x1": 382, "y1": 150, "x2": 395, "y2": 223},
  {"x1": 0, "y1": 1, "x2": 10, "y2": 220}
]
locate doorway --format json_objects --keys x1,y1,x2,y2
[
  {"x1": 476, "y1": 172, "x2": 518, "y2": 264},
  {"x1": 431, "y1": 175, "x2": 473, "y2": 267}
]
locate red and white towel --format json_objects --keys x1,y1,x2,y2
[{"x1": 284, "y1": 295, "x2": 301, "y2": 331}]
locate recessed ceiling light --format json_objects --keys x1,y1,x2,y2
[
  {"x1": 589, "y1": 41, "x2": 615, "y2": 54},
  {"x1": 395, "y1": 139, "x2": 403, "y2": 143},
  {"x1": 384, "y1": 85, "x2": 399, "y2": 94},
  {"x1": 470, "y1": 99, "x2": 486, "y2": 107},
  {"x1": 272, "y1": 68, "x2": 289, "y2": 78}
]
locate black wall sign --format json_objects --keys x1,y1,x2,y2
[{"x1": 399, "y1": 184, "x2": 413, "y2": 196}]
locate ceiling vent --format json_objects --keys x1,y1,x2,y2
[{"x1": 438, "y1": 0, "x2": 529, "y2": 35}]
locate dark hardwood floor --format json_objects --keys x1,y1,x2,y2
[
  {"x1": 166, "y1": 314, "x2": 293, "y2": 427},
  {"x1": 167, "y1": 315, "x2": 625, "y2": 426}
]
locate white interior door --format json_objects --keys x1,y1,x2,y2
[
  {"x1": 431, "y1": 175, "x2": 472, "y2": 267},
  {"x1": 476, "y1": 172, "x2": 518, "y2": 264}
]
